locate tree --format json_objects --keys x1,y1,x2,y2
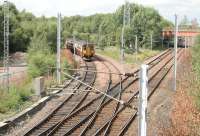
[
  {"x1": 0, "y1": 2, "x2": 172, "y2": 57},
  {"x1": 27, "y1": 32, "x2": 55, "y2": 78},
  {"x1": 0, "y1": 2, "x2": 33, "y2": 55}
]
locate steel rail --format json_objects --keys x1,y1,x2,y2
[
  {"x1": 23, "y1": 61, "x2": 94, "y2": 136},
  {"x1": 37, "y1": 62, "x2": 97, "y2": 136},
  {"x1": 46, "y1": 76, "x2": 130, "y2": 136},
  {"x1": 97, "y1": 49, "x2": 184, "y2": 136},
  {"x1": 77, "y1": 61, "x2": 122, "y2": 136},
  {"x1": 93, "y1": 48, "x2": 183, "y2": 136},
  {"x1": 117, "y1": 48, "x2": 184, "y2": 136},
  {"x1": 24, "y1": 48, "x2": 172, "y2": 136},
  {"x1": 55, "y1": 57, "x2": 115, "y2": 136},
  {"x1": 45, "y1": 56, "x2": 122, "y2": 136},
  {"x1": 47, "y1": 49, "x2": 173, "y2": 135}
]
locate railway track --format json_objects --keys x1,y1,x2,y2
[
  {"x1": 45, "y1": 49, "x2": 175, "y2": 136},
  {"x1": 78, "y1": 49, "x2": 178, "y2": 136},
  {"x1": 23, "y1": 56, "x2": 120, "y2": 136},
  {"x1": 93, "y1": 48, "x2": 184, "y2": 136},
  {"x1": 23, "y1": 60, "x2": 97, "y2": 136},
  {"x1": 45, "y1": 57, "x2": 125, "y2": 136},
  {"x1": 23, "y1": 48, "x2": 184, "y2": 136}
]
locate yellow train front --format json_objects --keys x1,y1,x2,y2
[
  {"x1": 81, "y1": 44, "x2": 95, "y2": 61},
  {"x1": 65, "y1": 39, "x2": 95, "y2": 61}
]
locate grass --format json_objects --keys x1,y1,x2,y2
[
  {"x1": 192, "y1": 40, "x2": 200, "y2": 110},
  {"x1": 0, "y1": 79, "x2": 34, "y2": 121},
  {"x1": 161, "y1": 44, "x2": 200, "y2": 135},
  {"x1": 96, "y1": 46, "x2": 161, "y2": 65}
]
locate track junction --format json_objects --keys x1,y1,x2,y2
[{"x1": 12, "y1": 48, "x2": 184, "y2": 136}]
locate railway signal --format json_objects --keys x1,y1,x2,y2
[{"x1": 173, "y1": 14, "x2": 178, "y2": 91}]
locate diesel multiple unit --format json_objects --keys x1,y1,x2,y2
[{"x1": 65, "y1": 39, "x2": 95, "y2": 60}]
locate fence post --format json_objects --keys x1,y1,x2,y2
[
  {"x1": 173, "y1": 14, "x2": 178, "y2": 91},
  {"x1": 139, "y1": 64, "x2": 148, "y2": 136},
  {"x1": 57, "y1": 13, "x2": 61, "y2": 84},
  {"x1": 34, "y1": 76, "x2": 45, "y2": 97}
]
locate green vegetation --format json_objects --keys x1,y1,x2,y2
[
  {"x1": 192, "y1": 35, "x2": 200, "y2": 77},
  {"x1": 27, "y1": 32, "x2": 56, "y2": 78},
  {"x1": 97, "y1": 46, "x2": 160, "y2": 65},
  {"x1": 0, "y1": 80, "x2": 33, "y2": 120},
  {"x1": 0, "y1": 2, "x2": 170, "y2": 118},
  {"x1": 62, "y1": 4, "x2": 172, "y2": 50},
  {"x1": 0, "y1": 2, "x2": 172, "y2": 57},
  {"x1": 192, "y1": 35, "x2": 200, "y2": 109}
]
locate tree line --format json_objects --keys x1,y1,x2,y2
[{"x1": 0, "y1": 2, "x2": 172, "y2": 57}]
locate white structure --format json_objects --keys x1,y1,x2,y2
[
  {"x1": 173, "y1": 15, "x2": 178, "y2": 91},
  {"x1": 139, "y1": 64, "x2": 148, "y2": 136},
  {"x1": 57, "y1": 13, "x2": 61, "y2": 84},
  {"x1": 34, "y1": 77, "x2": 45, "y2": 96}
]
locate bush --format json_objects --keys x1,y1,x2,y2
[
  {"x1": 0, "y1": 84, "x2": 32, "y2": 113},
  {"x1": 28, "y1": 52, "x2": 55, "y2": 78},
  {"x1": 27, "y1": 32, "x2": 56, "y2": 78},
  {"x1": 192, "y1": 35, "x2": 200, "y2": 78},
  {"x1": 192, "y1": 35, "x2": 200, "y2": 109}
]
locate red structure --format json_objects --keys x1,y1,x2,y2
[{"x1": 162, "y1": 27, "x2": 200, "y2": 46}]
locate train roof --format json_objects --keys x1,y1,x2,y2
[{"x1": 66, "y1": 39, "x2": 96, "y2": 46}]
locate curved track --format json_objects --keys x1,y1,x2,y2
[
  {"x1": 94, "y1": 48, "x2": 184, "y2": 136},
  {"x1": 23, "y1": 56, "x2": 120, "y2": 136},
  {"x1": 23, "y1": 48, "x2": 184, "y2": 136},
  {"x1": 24, "y1": 60, "x2": 97, "y2": 136},
  {"x1": 49, "y1": 49, "x2": 174, "y2": 135}
]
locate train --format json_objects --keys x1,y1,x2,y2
[{"x1": 65, "y1": 39, "x2": 95, "y2": 61}]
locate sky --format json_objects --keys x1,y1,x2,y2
[{"x1": 1, "y1": 0, "x2": 200, "y2": 23}]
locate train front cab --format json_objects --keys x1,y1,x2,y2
[{"x1": 82, "y1": 44, "x2": 95, "y2": 60}]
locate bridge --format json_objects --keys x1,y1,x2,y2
[{"x1": 162, "y1": 27, "x2": 200, "y2": 46}]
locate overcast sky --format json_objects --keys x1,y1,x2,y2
[{"x1": 2, "y1": 0, "x2": 200, "y2": 23}]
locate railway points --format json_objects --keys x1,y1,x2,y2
[
  {"x1": 13, "y1": 48, "x2": 184, "y2": 136},
  {"x1": 0, "y1": 1, "x2": 199, "y2": 136}
]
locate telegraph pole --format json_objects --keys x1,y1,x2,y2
[
  {"x1": 184, "y1": 36, "x2": 187, "y2": 54},
  {"x1": 3, "y1": 1, "x2": 9, "y2": 90},
  {"x1": 121, "y1": 0, "x2": 130, "y2": 63},
  {"x1": 139, "y1": 64, "x2": 148, "y2": 136},
  {"x1": 57, "y1": 13, "x2": 61, "y2": 84},
  {"x1": 161, "y1": 36, "x2": 164, "y2": 49},
  {"x1": 73, "y1": 34, "x2": 76, "y2": 68},
  {"x1": 173, "y1": 15, "x2": 178, "y2": 91},
  {"x1": 73, "y1": 34, "x2": 76, "y2": 58},
  {"x1": 121, "y1": 4, "x2": 125, "y2": 63},
  {"x1": 150, "y1": 33, "x2": 153, "y2": 50},
  {"x1": 135, "y1": 35, "x2": 138, "y2": 62}
]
